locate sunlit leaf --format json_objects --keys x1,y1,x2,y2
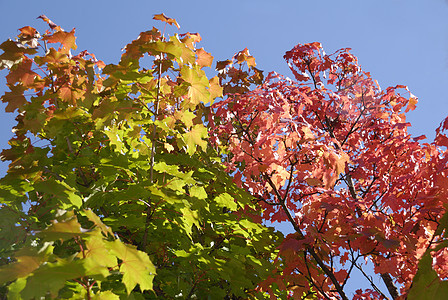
[
  {"x1": 183, "y1": 124, "x2": 208, "y2": 155},
  {"x1": 107, "y1": 240, "x2": 156, "y2": 294},
  {"x1": 153, "y1": 13, "x2": 180, "y2": 29}
]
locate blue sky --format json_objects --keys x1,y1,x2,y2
[{"x1": 1, "y1": 0, "x2": 448, "y2": 297}]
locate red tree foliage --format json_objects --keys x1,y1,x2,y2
[{"x1": 211, "y1": 42, "x2": 448, "y2": 299}]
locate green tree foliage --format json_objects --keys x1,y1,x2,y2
[{"x1": 0, "y1": 15, "x2": 281, "y2": 299}]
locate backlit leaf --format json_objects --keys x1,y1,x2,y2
[
  {"x1": 43, "y1": 29, "x2": 77, "y2": 53},
  {"x1": 215, "y1": 193, "x2": 237, "y2": 211},
  {"x1": 183, "y1": 124, "x2": 208, "y2": 155},
  {"x1": 196, "y1": 48, "x2": 213, "y2": 68},
  {"x1": 107, "y1": 240, "x2": 156, "y2": 294},
  {"x1": 181, "y1": 65, "x2": 210, "y2": 105},
  {"x1": 153, "y1": 13, "x2": 180, "y2": 29},
  {"x1": 20, "y1": 260, "x2": 86, "y2": 299}
]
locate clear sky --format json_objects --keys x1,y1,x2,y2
[{"x1": 1, "y1": 0, "x2": 448, "y2": 297}]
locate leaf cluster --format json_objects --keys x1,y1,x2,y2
[{"x1": 0, "y1": 15, "x2": 281, "y2": 299}]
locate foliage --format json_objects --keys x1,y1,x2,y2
[
  {"x1": 2, "y1": 13, "x2": 448, "y2": 300},
  {"x1": 211, "y1": 42, "x2": 448, "y2": 299},
  {"x1": 0, "y1": 15, "x2": 281, "y2": 299}
]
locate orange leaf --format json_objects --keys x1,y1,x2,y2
[
  {"x1": 58, "y1": 86, "x2": 81, "y2": 105},
  {"x1": 405, "y1": 96, "x2": 418, "y2": 113},
  {"x1": 234, "y1": 48, "x2": 256, "y2": 68},
  {"x1": 19, "y1": 26, "x2": 37, "y2": 37},
  {"x1": 37, "y1": 15, "x2": 60, "y2": 30},
  {"x1": 209, "y1": 76, "x2": 223, "y2": 101},
  {"x1": 180, "y1": 32, "x2": 201, "y2": 43},
  {"x1": 44, "y1": 29, "x2": 77, "y2": 53},
  {"x1": 196, "y1": 48, "x2": 213, "y2": 68},
  {"x1": 6, "y1": 59, "x2": 38, "y2": 87},
  {"x1": 153, "y1": 13, "x2": 180, "y2": 29},
  {"x1": 35, "y1": 48, "x2": 69, "y2": 64}
]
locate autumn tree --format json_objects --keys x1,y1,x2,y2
[
  {"x1": 2, "y1": 14, "x2": 448, "y2": 300},
  {"x1": 211, "y1": 43, "x2": 448, "y2": 299},
  {"x1": 0, "y1": 15, "x2": 281, "y2": 299}
]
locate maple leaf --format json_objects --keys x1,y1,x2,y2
[
  {"x1": 169, "y1": 35, "x2": 195, "y2": 64},
  {"x1": 0, "y1": 40, "x2": 37, "y2": 69},
  {"x1": 19, "y1": 26, "x2": 37, "y2": 37},
  {"x1": 209, "y1": 76, "x2": 223, "y2": 101},
  {"x1": 216, "y1": 59, "x2": 232, "y2": 71},
  {"x1": 58, "y1": 86, "x2": 82, "y2": 105},
  {"x1": 408, "y1": 251, "x2": 448, "y2": 299},
  {"x1": 84, "y1": 209, "x2": 114, "y2": 237},
  {"x1": 6, "y1": 58, "x2": 38, "y2": 87},
  {"x1": 153, "y1": 13, "x2": 180, "y2": 29},
  {"x1": 83, "y1": 234, "x2": 117, "y2": 277},
  {"x1": 234, "y1": 48, "x2": 256, "y2": 68},
  {"x1": 196, "y1": 48, "x2": 213, "y2": 68},
  {"x1": 34, "y1": 48, "x2": 69, "y2": 64},
  {"x1": 215, "y1": 193, "x2": 238, "y2": 210},
  {"x1": 1, "y1": 85, "x2": 27, "y2": 112},
  {"x1": 107, "y1": 240, "x2": 156, "y2": 294},
  {"x1": 20, "y1": 260, "x2": 86, "y2": 299},
  {"x1": 179, "y1": 32, "x2": 202, "y2": 49},
  {"x1": 37, "y1": 15, "x2": 60, "y2": 30},
  {"x1": 184, "y1": 124, "x2": 208, "y2": 155},
  {"x1": 405, "y1": 96, "x2": 418, "y2": 112},
  {"x1": 0, "y1": 254, "x2": 41, "y2": 284},
  {"x1": 43, "y1": 28, "x2": 77, "y2": 54},
  {"x1": 181, "y1": 65, "x2": 210, "y2": 105}
]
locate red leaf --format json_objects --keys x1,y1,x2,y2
[{"x1": 435, "y1": 134, "x2": 448, "y2": 148}]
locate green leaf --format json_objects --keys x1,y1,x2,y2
[
  {"x1": 93, "y1": 290, "x2": 120, "y2": 300},
  {"x1": 180, "y1": 204, "x2": 201, "y2": 237},
  {"x1": 40, "y1": 214, "x2": 87, "y2": 242},
  {"x1": 170, "y1": 35, "x2": 195, "y2": 65},
  {"x1": 20, "y1": 260, "x2": 86, "y2": 299},
  {"x1": 215, "y1": 193, "x2": 238, "y2": 211},
  {"x1": 145, "y1": 41, "x2": 183, "y2": 58},
  {"x1": 34, "y1": 179, "x2": 83, "y2": 208},
  {"x1": 190, "y1": 186, "x2": 207, "y2": 200},
  {"x1": 0, "y1": 254, "x2": 42, "y2": 284},
  {"x1": 183, "y1": 124, "x2": 208, "y2": 155},
  {"x1": 107, "y1": 240, "x2": 156, "y2": 294},
  {"x1": 407, "y1": 251, "x2": 448, "y2": 299},
  {"x1": 0, "y1": 242, "x2": 54, "y2": 285},
  {"x1": 181, "y1": 65, "x2": 210, "y2": 106},
  {"x1": 7, "y1": 277, "x2": 27, "y2": 300},
  {"x1": 175, "y1": 109, "x2": 196, "y2": 128},
  {"x1": 0, "y1": 207, "x2": 26, "y2": 252},
  {"x1": 83, "y1": 209, "x2": 114, "y2": 237},
  {"x1": 83, "y1": 233, "x2": 117, "y2": 277}
]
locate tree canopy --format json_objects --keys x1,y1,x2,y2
[{"x1": 1, "y1": 14, "x2": 448, "y2": 299}]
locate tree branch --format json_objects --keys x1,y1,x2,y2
[{"x1": 380, "y1": 273, "x2": 398, "y2": 300}]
